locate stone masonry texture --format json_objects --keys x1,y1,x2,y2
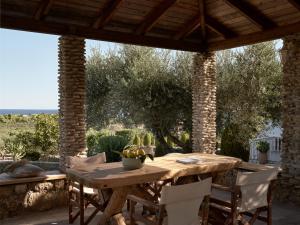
[
  {"x1": 279, "y1": 33, "x2": 300, "y2": 204},
  {"x1": 192, "y1": 52, "x2": 216, "y2": 153},
  {"x1": 58, "y1": 36, "x2": 87, "y2": 172}
]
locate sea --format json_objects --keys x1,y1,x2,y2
[{"x1": 0, "y1": 109, "x2": 58, "y2": 115}]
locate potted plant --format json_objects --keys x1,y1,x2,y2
[
  {"x1": 257, "y1": 141, "x2": 270, "y2": 164},
  {"x1": 115, "y1": 145, "x2": 154, "y2": 170}
]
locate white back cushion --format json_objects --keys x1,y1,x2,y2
[
  {"x1": 236, "y1": 168, "x2": 278, "y2": 212},
  {"x1": 160, "y1": 177, "x2": 211, "y2": 225},
  {"x1": 66, "y1": 152, "x2": 106, "y2": 169}
]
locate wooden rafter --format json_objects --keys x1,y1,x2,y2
[
  {"x1": 199, "y1": 0, "x2": 206, "y2": 40},
  {"x1": 224, "y1": 0, "x2": 276, "y2": 30},
  {"x1": 174, "y1": 14, "x2": 236, "y2": 40},
  {"x1": 208, "y1": 21, "x2": 300, "y2": 51},
  {"x1": 288, "y1": 0, "x2": 300, "y2": 11},
  {"x1": 206, "y1": 16, "x2": 236, "y2": 38},
  {"x1": 1, "y1": 15, "x2": 205, "y2": 52},
  {"x1": 93, "y1": 0, "x2": 123, "y2": 29},
  {"x1": 174, "y1": 16, "x2": 201, "y2": 40},
  {"x1": 136, "y1": 0, "x2": 178, "y2": 35},
  {"x1": 34, "y1": 0, "x2": 53, "y2": 20}
]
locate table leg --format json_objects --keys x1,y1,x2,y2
[{"x1": 98, "y1": 186, "x2": 131, "y2": 225}]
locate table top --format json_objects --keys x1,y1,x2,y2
[{"x1": 67, "y1": 153, "x2": 241, "y2": 189}]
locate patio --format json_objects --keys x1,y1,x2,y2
[
  {"x1": 1, "y1": 0, "x2": 300, "y2": 224},
  {"x1": 2, "y1": 200, "x2": 300, "y2": 225}
]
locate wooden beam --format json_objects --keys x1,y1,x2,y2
[
  {"x1": 223, "y1": 0, "x2": 276, "y2": 30},
  {"x1": 199, "y1": 0, "x2": 206, "y2": 40},
  {"x1": 206, "y1": 16, "x2": 236, "y2": 38},
  {"x1": 1, "y1": 15, "x2": 205, "y2": 52},
  {"x1": 93, "y1": 0, "x2": 123, "y2": 29},
  {"x1": 34, "y1": 0, "x2": 53, "y2": 20},
  {"x1": 208, "y1": 21, "x2": 300, "y2": 51},
  {"x1": 288, "y1": 0, "x2": 300, "y2": 11},
  {"x1": 174, "y1": 15, "x2": 200, "y2": 40},
  {"x1": 136, "y1": 0, "x2": 177, "y2": 35}
]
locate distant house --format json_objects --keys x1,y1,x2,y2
[{"x1": 249, "y1": 123, "x2": 282, "y2": 164}]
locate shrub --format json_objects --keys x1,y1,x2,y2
[
  {"x1": 115, "y1": 129, "x2": 136, "y2": 144},
  {"x1": 94, "y1": 135, "x2": 128, "y2": 162},
  {"x1": 257, "y1": 141, "x2": 270, "y2": 153},
  {"x1": 133, "y1": 134, "x2": 141, "y2": 146},
  {"x1": 143, "y1": 133, "x2": 152, "y2": 146},
  {"x1": 180, "y1": 132, "x2": 190, "y2": 144},
  {"x1": 151, "y1": 135, "x2": 156, "y2": 145},
  {"x1": 166, "y1": 137, "x2": 175, "y2": 148},
  {"x1": 220, "y1": 124, "x2": 249, "y2": 161},
  {"x1": 155, "y1": 143, "x2": 168, "y2": 157}
]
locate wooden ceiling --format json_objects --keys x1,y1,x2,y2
[{"x1": 1, "y1": 0, "x2": 300, "y2": 52}]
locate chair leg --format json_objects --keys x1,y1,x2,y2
[
  {"x1": 129, "y1": 200, "x2": 136, "y2": 225},
  {"x1": 79, "y1": 183, "x2": 84, "y2": 225},
  {"x1": 201, "y1": 196, "x2": 209, "y2": 225},
  {"x1": 156, "y1": 205, "x2": 165, "y2": 225},
  {"x1": 69, "y1": 188, "x2": 73, "y2": 224}
]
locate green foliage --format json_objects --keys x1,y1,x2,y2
[
  {"x1": 220, "y1": 124, "x2": 249, "y2": 161},
  {"x1": 86, "y1": 46, "x2": 192, "y2": 152},
  {"x1": 0, "y1": 114, "x2": 59, "y2": 160},
  {"x1": 133, "y1": 134, "x2": 141, "y2": 146},
  {"x1": 93, "y1": 135, "x2": 128, "y2": 162},
  {"x1": 216, "y1": 42, "x2": 282, "y2": 146},
  {"x1": 155, "y1": 143, "x2": 168, "y2": 157},
  {"x1": 257, "y1": 141, "x2": 270, "y2": 153},
  {"x1": 3, "y1": 135, "x2": 26, "y2": 160},
  {"x1": 166, "y1": 137, "x2": 175, "y2": 148},
  {"x1": 115, "y1": 129, "x2": 136, "y2": 144},
  {"x1": 180, "y1": 132, "x2": 190, "y2": 144},
  {"x1": 86, "y1": 128, "x2": 111, "y2": 152},
  {"x1": 33, "y1": 115, "x2": 59, "y2": 157},
  {"x1": 143, "y1": 133, "x2": 152, "y2": 146}
]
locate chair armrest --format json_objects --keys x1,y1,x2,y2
[
  {"x1": 127, "y1": 195, "x2": 159, "y2": 209},
  {"x1": 212, "y1": 183, "x2": 234, "y2": 193}
]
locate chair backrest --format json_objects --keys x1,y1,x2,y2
[
  {"x1": 66, "y1": 152, "x2": 106, "y2": 169},
  {"x1": 159, "y1": 177, "x2": 212, "y2": 225},
  {"x1": 236, "y1": 168, "x2": 278, "y2": 212}
]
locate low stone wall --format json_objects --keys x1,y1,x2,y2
[
  {"x1": 0, "y1": 161, "x2": 59, "y2": 173},
  {"x1": 0, "y1": 175, "x2": 67, "y2": 219}
]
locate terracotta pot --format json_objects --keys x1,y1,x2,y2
[
  {"x1": 258, "y1": 152, "x2": 268, "y2": 164},
  {"x1": 122, "y1": 158, "x2": 144, "y2": 170}
]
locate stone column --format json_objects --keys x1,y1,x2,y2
[
  {"x1": 279, "y1": 33, "x2": 300, "y2": 203},
  {"x1": 192, "y1": 52, "x2": 216, "y2": 153},
  {"x1": 58, "y1": 36, "x2": 86, "y2": 172}
]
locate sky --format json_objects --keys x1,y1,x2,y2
[
  {"x1": 0, "y1": 28, "x2": 116, "y2": 109},
  {"x1": 0, "y1": 28, "x2": 282, "y2": 109}
]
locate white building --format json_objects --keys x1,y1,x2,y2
[{"x1": 249, "y1": 123, "x2": 282, "y2": 164}]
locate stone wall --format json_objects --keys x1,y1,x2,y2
[
  {"x1": 0, "y1": 178, "x2": 67, "y2": 219},
  {"x1": 279, "y1": 33, "x2": 300, "y2": 204},
  {"x1": 58, "y1": 35, "x2": 87, "y2": 172},
  {"x1": 192, "y1": 52, "x2": 216, "y2": 153}
]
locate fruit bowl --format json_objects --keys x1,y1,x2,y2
[{"x1": 115, "y1": 145, "x2": 154, "y2": 170}]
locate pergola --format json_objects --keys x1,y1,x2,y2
[{"x1": 1, "y1": 0, "x2": 300, "y2": 203}]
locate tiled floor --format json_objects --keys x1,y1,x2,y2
[{"x1": 1, "y1": 201, "x2": 300, "y2": 225}]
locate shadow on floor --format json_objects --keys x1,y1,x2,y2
[{"x1": 1, "y1": 201, "x2": 300, "y2": 225}]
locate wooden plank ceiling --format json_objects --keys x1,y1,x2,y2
[{"x1": 1, "y1": 0, "x2": 300, "y2": 52}]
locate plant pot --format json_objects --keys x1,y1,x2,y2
[
  {"x1": 258, "y1": 152, "x2": 268, "y2": 164},
  {"x1": 122, "y1": 158, "x2": 144, "y2": 170}
]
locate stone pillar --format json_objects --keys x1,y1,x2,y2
[
  {"x1": 58, "y1": 36, "x2": 86, "y2": 172},
  {"x1": 279, "y1": 33, "x2": 300, "y2": 203},
  {"x1": 192, "y1": 52, "x2": 216, "y2": 153}
]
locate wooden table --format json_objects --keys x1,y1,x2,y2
[{"x1": 67, "y1": 153, "x2": 241, "y2": 225}]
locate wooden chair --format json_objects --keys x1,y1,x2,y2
[
  {"x1": 209, "y1": 168, "x2": 279, "y2": 225},
  {"x1": 67, "y1": 153, "x2": 110, "y2": 225},
  {"x1": 128, "y1": 177, "x2": 212, "y2": 225}
]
